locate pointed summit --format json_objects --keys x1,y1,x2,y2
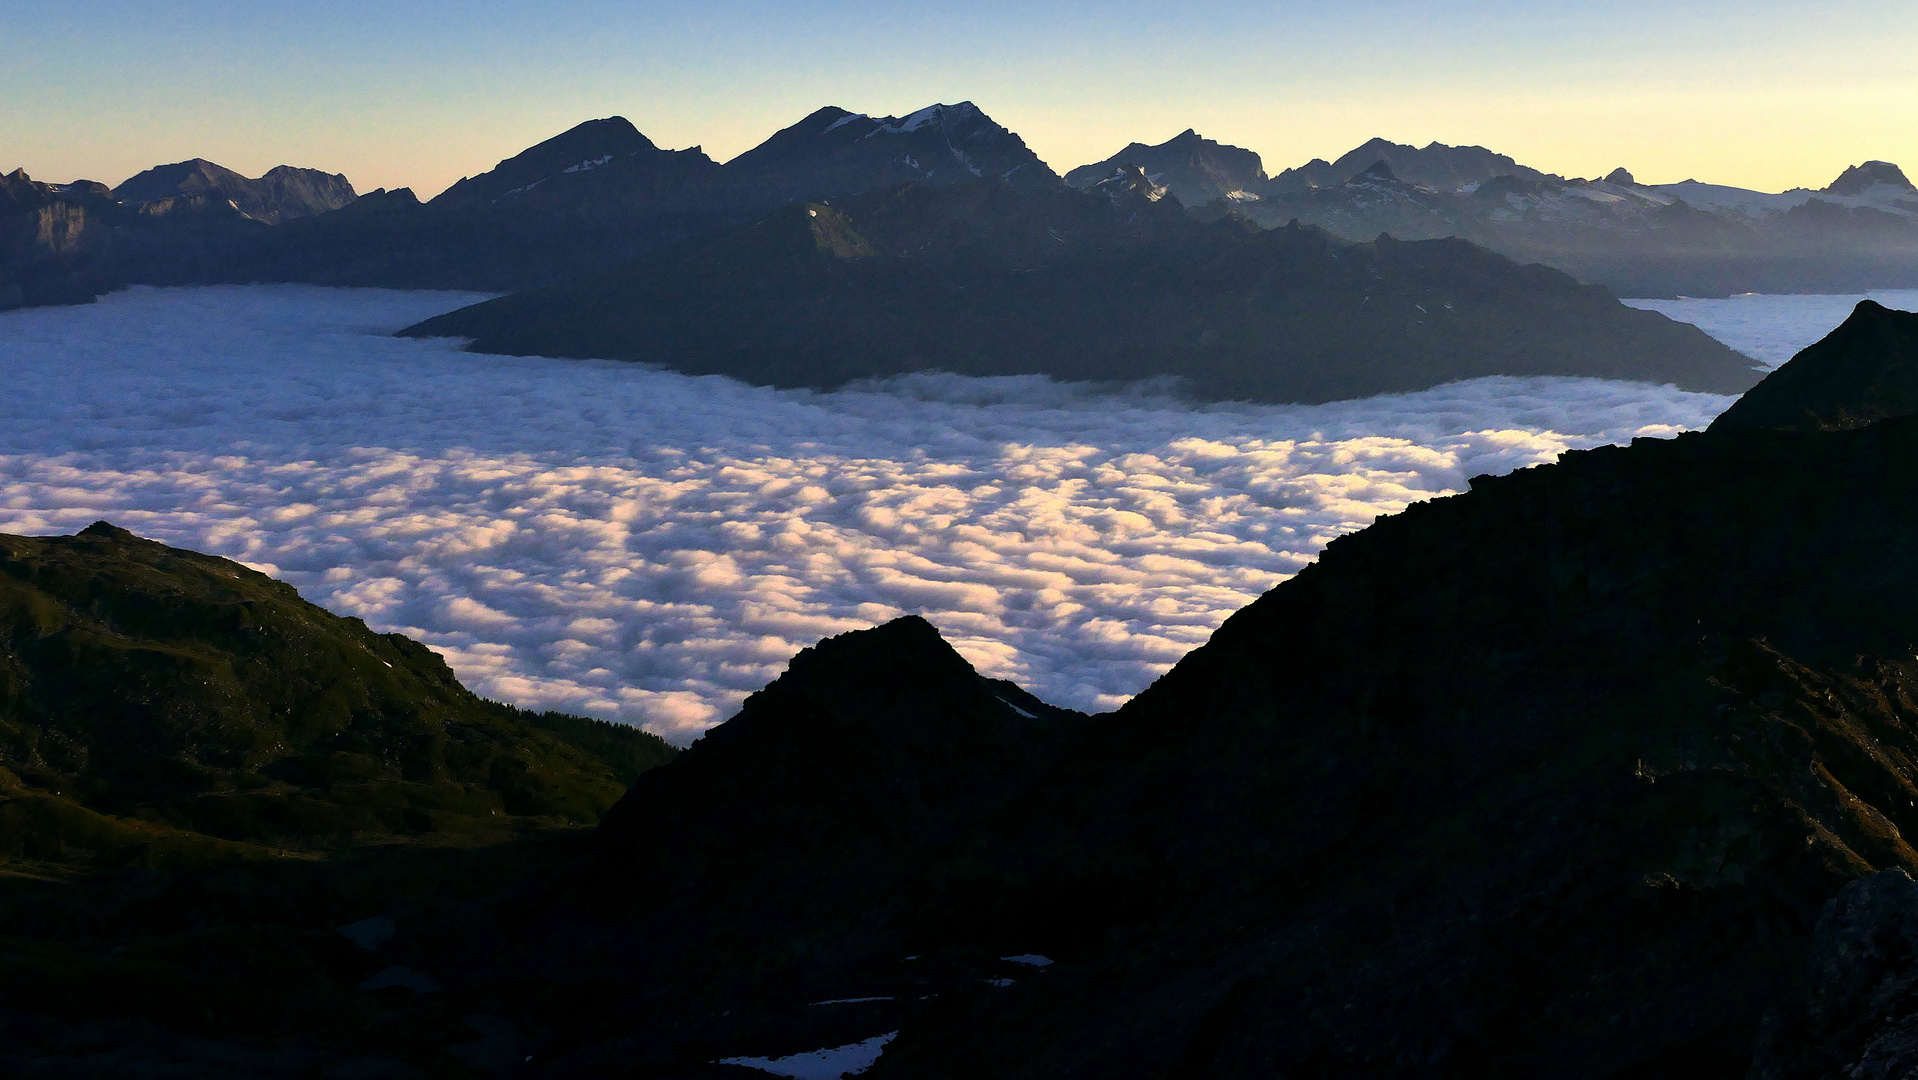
[
  {"x1": 431, "y1": 117, "x2": 704, "y2": 206},
  {"x1": 1064, "y1": 129, "x2": 1266, "y2": 207},
  {"x1": 721, "y1": 101, "x2": 1059, "y2": 207},
  {"x1": 1710, "y1": 300, "x2": 1918, "y2": 433},
  {"x1": 1823, "y1": 160, "x2": 1915, "y2": 197}
]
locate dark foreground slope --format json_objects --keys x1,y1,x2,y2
[
  {"x1": 0, "y1": 522, "x2": 674, "y2": 869},
  {"x1": 0, "y1": 523, "x2": 677, "y2": 1078},
  {"x1": 531, "y1": 301, "x2": 1918, "y2": 1077},
  {"x1": 405, "y1": 175, "x2": 1758, "y2": 404}
]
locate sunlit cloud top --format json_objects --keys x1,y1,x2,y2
[{"x1": 5, "y1": 0, "x2": 1914, "y2": 199}]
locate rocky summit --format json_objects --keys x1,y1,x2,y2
[
  {"x1": 1064, "y1": 128, "x2": 1269, "y2": 207},
  {"x1": 112, "y1": 159, "x2": 357, "y2": 224}
]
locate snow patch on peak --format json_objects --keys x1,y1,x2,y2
[
  {"x1": 562, "y1": 155, "x2": 615, "y2": 174},
  {"x1": 880, "y1": 106, "x2": 943, "y2": 134},
  {"x1": 823, "y1": 113, "x2": 869, "y2": 135}
]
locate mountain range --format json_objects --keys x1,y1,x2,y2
[
  {"x1": 11, "y1": 302, "x2": 1918, "y2": 1076},
  {"x1": 1065, "y1": 129, "x2": 1918, "y2": 297},
  {"x1": 5, "y1": 103, "x2": 1914, "y2": 318},
  {"x1": 403, "y1": 168, "x2": 1757, "y2": 403}
]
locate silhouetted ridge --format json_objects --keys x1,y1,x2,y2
[
  {"x1": 0, "y1": 522, "x2": 674, "y2": 869},
  {"x1": 1710, "y1": 301, "x2": 1918, "y2": 432},
  {"x1": 431, "y1": 116, "x2": 672, "y2": 206},
  {"x1": 112, "y1": 159, "x2": 356, "y2": 224}
]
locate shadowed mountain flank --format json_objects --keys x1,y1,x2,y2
[
  {"x1": 537, "y1": 311, "x2": 1918, "y2": 1076},
  {"x1": 403, "y1": 177, "x2": 1758, "y2": 403},
  {"x1": 0, "y1": 522, "x2": 673, "y2": 869},
  {"x1": 1711, "y1": 300, "x2": 1918, "y2": 432}
]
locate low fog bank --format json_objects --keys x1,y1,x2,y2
[{"x1": 0, "y1": 286, "x2": 1859, "y2": 742}]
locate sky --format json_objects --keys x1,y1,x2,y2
[{"x1": 5, "y1": 0, "x2": 1916, "y2": 201}]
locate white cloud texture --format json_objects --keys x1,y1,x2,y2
[
  {"x1": 1624, "y1": 290, "x2": 1918, "y2": 369},
  {"x1": 0, "y1": 286, "x2": 1876, "y2": 742}
]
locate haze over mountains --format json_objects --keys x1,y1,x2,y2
[
  {"x1": 1064, "y1": 128, "x2": 1918, "y2": 297},
  {"x1": 406, "y1": 171, "x2": 1754, "y2": 403},
  {"x1": 5, "y1": 100, "x2": 1913, "y2": 312}
]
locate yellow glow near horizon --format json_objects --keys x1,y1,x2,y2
[{"x1": 5, "y1": 1, "x2": 1915, "y2": 199}]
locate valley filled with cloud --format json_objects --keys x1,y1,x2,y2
[{"x1": 2, "y1": 286, "x2": 1903, "y2": 741}]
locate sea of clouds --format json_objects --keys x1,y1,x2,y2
[{"x1": 1, "y1": 285, "x2": 1910, "y2": 742}]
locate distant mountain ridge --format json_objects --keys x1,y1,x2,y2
[
  {"x1": 1265, "y1": 135, "x2": 1557, "y2": 194},
  {"x1": 1064, "y1": 129, "x2": 1267, "y2": 208},
  {"x1": 403, "y1": 174, "x2": 1758, "y2": 403},
  {"x1": 6, "y1": 106, "x2": 1916, "y2": 308},
  {"x1": 112, "y1": 158, "x2": 356, "y2": 224},
  {"x1": 721, "y1": 102, "x2": 1060, "y2": 206}
]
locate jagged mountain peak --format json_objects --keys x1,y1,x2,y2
[
  {"x1": 430, "y1": 116, "x2": 692, "y2": 206},
  {"x1": 1604, "y1": 166, "x2": 1638, "y2": 186},
  {"x1": 112, "y1": 158, "x2": 251, "y2": 203},
  {"x1": 1710, "y1": 300, "x2": 1918, "y2": 433},
  {"x1": 112, "y1": 158, "x2": 355, "y2": 224},
  {"x1": 1064, "y1": 128, "x2": 1266, "y2": 207},
  {"x1": 1094, "y1": 163, "x2": 1169, "y2": 203},
  {"x1": 1824, "y1": 160, "x2": 1915, "y2": 197},
  {"x1": 721, "y1": 100, "x2": 1059, "y2": 204}
]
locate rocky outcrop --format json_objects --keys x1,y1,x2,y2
[
  {"x1": 0, "y1": 168, "x2": 118, "y2": 310},
  {"x1": 1751, "y1": 870, "x2": 1918, "y2": 1080}
]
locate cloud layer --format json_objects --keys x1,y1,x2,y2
[{"x1": 0, "y1": 286, "x2": 1870, "y2": 741}]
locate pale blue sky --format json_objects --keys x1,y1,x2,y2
[{"x1": 6, "y1": 0, "x2": 1914, "y2": 198}]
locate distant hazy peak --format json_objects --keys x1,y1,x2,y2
[
  {"x1": 1824, "y1": 160, "x2": 1914, "y2": 197},
  {"x1": 1268, "y1": 137, "x2": 1554, "y2": 196},
  {"x1": 1604, "y1": 167, "x2": 1637, "y2": 186},
  {"x1": 112, "y1": 159, "x2": 356, "y2": 224},
  {"x1": 431, "y1": 116, "x2": 693, "y2": 206},
  {"x1": 1710, "y1": 300, "x2": 1918, "y2": 433},
  {"x1": 720, "y1": 100, "x2": 1059, "y2": 201},
  {"x1": 1063, "y1": 128, "x2": 1266, "y2": 207}
]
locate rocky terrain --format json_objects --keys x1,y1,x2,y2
[{"x1": 402, "y1": 170, "x2": 1758, "y2": 404}]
